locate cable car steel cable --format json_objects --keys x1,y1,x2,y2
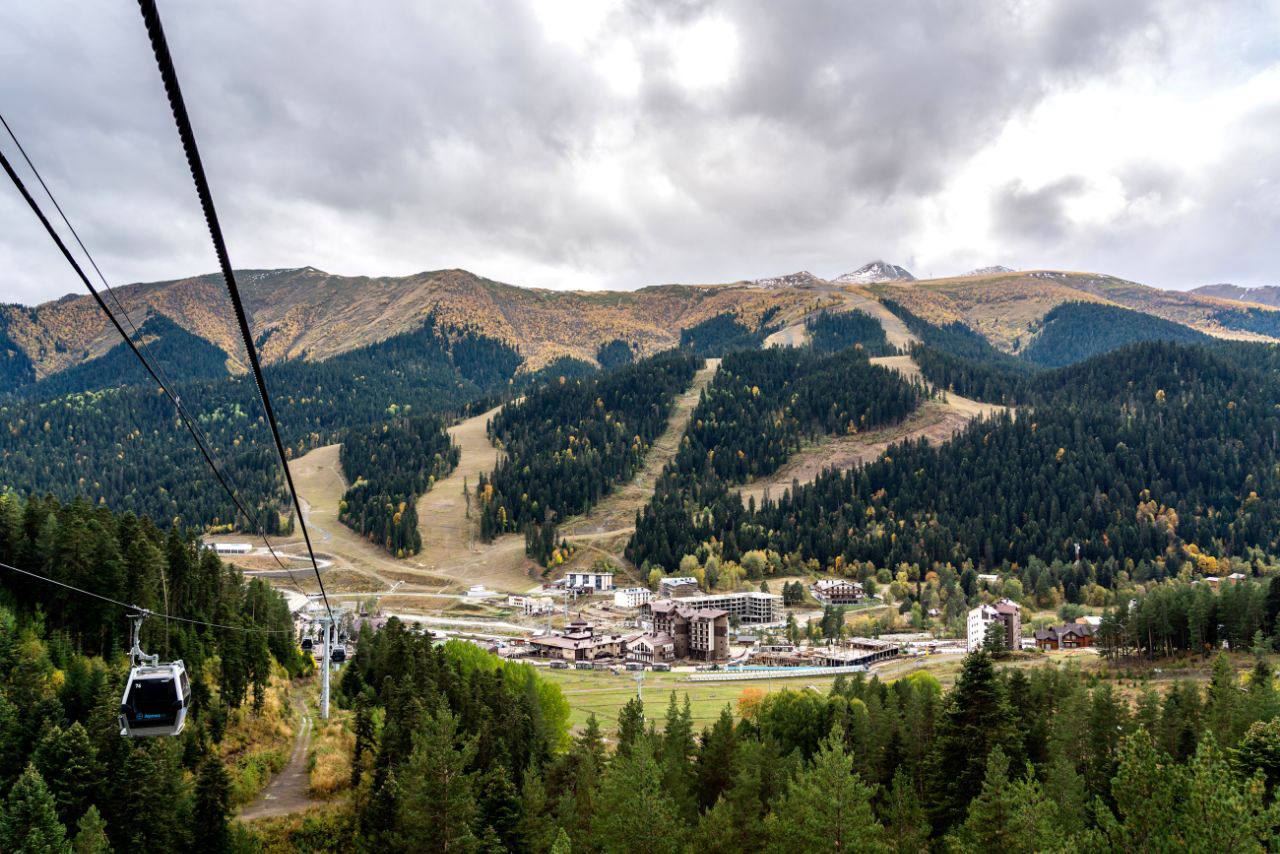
[
  {"x1": 0, "y1": 559, "x2": 293, "y2": 634},
  {"x1": 136, "y1": 0, "x2": 334, "y2": 622},
  {"x1": 0, "y1": 128, "x2": 310, "y2": 599}
]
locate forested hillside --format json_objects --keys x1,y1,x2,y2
[
  {"x1": 657, "y1": 343, "x2": 1280, "y2": 598},
  {"x1": 805, "y1": 308, "x2": 894, "y2": 355},
  {"x1": 628, "y1": 346, "x2": 923, "y2": 570},
  {"x1": 0, "y1": 315, "x2": 521, "y2": 533},
  {"x1": 16, "y1": 315, "x2": 233, "y2": 400},
  {"x1": 1022, "y1": 301, "x2": 1210, "y2": 367},
  {"x1": 295, "y1": 614, "x2": 1280, "y2": 851},
  {"x1": 339, "y1": 416, "x2": 460, "y2": 557},
  {"x1": 0, "y1": 493, "x2": 302, "y2": 852},
  {"x1": 478, "y1": 351, "x2": 700, "y2": 564},
  {"x1": 679, "y1": 310, "x2": 777, "y2": 356}
]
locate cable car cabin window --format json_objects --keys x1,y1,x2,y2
[
  {"x1": 179, "y1": 669, "x2": 191, "y2": 701},
  {"x1": 124, "y1": 677, "x2": 178, "y2": 727}
]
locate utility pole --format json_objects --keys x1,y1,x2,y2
[{"x1": 321, "y1": 614, "x2": 331, "y2": 720}]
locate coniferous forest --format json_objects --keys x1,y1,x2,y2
[
  {"x1": 338, "y1": 416, "x2": 460, "y2": 557},
  {"x1": 275, "y1": 615, "x2": 1280, "y2": 852},
  {"x1": 477, "y1": 351, "x2": 699, "y2": 563},
  {"x1": 806, "y1": 308, "x2": 895, "y2": 356},
  {"x1": 0, "y1": 316, "x2": 521, "y2": 533},
  {"x1": 0, "y1": 493, "x2": 302, "y2": 852},
  {"x1": 627, "y1": 345, "x2": 923, "y2": 571},
  {"x1": 630, "y1": 341, "x2": 1280, "y2": 597}
]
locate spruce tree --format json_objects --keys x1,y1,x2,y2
[
  {"x1": 616, "y1": 697, "x2": 645, "y2": 757},
  {"x1": 929, "y1": 651, "x2": 1016, "y2": 830},
  {"x1": 766, "y1": 725, "x2": 886, "y2": 853},
  {"x1": 880, "y1": 767, "x2": 929, "y2": 852},
  {"x1": 0, "y1": 764, "x2": 71, "y2": 854},
  {"x1": 33, "y1": 723, "x2": 100, "y2": 828},
  {"x1": 193, "y1": 755, "x2": 232, "y2": 854},
  {"x1": 398, "y1": 707, "x2": 479, "y2": 853},
  {"x1": 71, "y1": 806, "x2": 109, "y2": 854},
  {"x1": 591, "y1": 736, "x2": 684, "y2": 854}
]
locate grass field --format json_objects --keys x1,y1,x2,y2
[{"x1": 540, "y1": 653, "x2": 975, "y2": 733}]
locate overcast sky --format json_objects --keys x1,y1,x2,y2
[{"x1": 1, "y1": 1, "x2": 1277, "y2": 306}]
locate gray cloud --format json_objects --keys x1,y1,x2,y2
[{"x1": 0, "y1": 0, "x2": 1275, "y2": 305}]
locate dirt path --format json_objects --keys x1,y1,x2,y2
[
  {"x1": 737, "y1": 296, "x2": 1004, "y2": 506},
  {"x1": 561, "y1": 359, "x2": 720, "y2": 546},
  {"x1": 238, "y1": 697, "x2": 317, "y2": 822},
  {"x1": 288, "y1": 444, "x2": 451, "y2": 589},
  {"x1": 843, "y1": 289, "x2": 919, "y2": 349}
]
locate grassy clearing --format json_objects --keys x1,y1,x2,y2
[
  {"x1": 540, "y1": 651, "x2": 1123, "y2": 734},
  {"x1": 219, "y1": 666, "x2": 297, "y2": 805},
  {"x1": 542, "y1": 668, "x2": 854, "y2": 733},
  {"x1": 309, "y1": 714, "x2": 355, "y2": 798}
]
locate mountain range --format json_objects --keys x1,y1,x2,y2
[{"x1": 4, "y1": 261, "x2": 1279, "y2": 392}]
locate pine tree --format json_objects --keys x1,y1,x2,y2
[
  {"x1": 946, "y1": 748, "x2": 1059, "y2": 852},
  {"x1": 33, "y1": 723, "x2": 100, "y2": 827},
  {"x1": 1093, "y1": 729, "x2": 1186, "y2": 851},
  {"x1": 398, "y1": 707, "x2": 479, "y2": 853},
  {"x1": 71, "y1": 806, "x2": 109, "y2": 854},
  {"x1": 591, "y1": 736, "x2": 684, "y2": 854},
  {"x1": 765, "y1": 725, "x2": 886, "y2": 853},
  {"x1": 880, "y1": 767, "x2": 929, "y2": 852},
  {"x1": 930, "y1": 651, "x2": 1016, "y2": 830},
  {"x1": 193, "y1": 755, "x2": 232, "y2": 854},
  {"x1": 1183, "y1": 733, "x2": 1278, "y2": 852},
  {"x1": 0, "y1": 764, "x2": 71, "y2": 854},
  {"x1": 616, "y1": 697, "x2": 645, "y2": 757}
]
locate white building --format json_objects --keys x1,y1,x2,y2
[
  {"x1": 613, "y1": 587, "x2": 653, "y2": 609},
  {"x1": 507, "y1": 595, "x2": 555, "y2": 616},
  {"x1": 202, "y1": 542, "x2": 252, "y2": 555},
  {"x1": 967, "y1": 599, "x2": 1021, "y2": 652},
  {"x1": 566, "y1": 571, "x2": 614, "y2": 592}
]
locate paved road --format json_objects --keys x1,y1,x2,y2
[{"x1": 237, "y1": 697, "x2": 318, "y2": 822}]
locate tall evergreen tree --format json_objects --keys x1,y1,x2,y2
[
  {"x1": 192, "y1": 755, "x2": 232, "y2": 854},
  {"x1": 0, "y1": 764, "x2": 71, "y2": 854},
  {"x1": 591, "y1": 737, "x2": 684, "y2": 854},
  {"x1": 398, "y1": 707, "x2": 480, "y2": 853},
  {"x1": 766, "y1": 725, "x2": 886, "y2": 853}
]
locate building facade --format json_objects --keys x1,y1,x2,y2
[
  {"x1": 966, "y1": 600, "x2": 1022, "y2": 652},
  {"x1": 613, "y1": 587, "x2": 653, "y2": 609},
  {"x1": 649, "y1": 600, "x2": 730, "y2": 660},
  {"x1": 565, "y1": 571, "x2": 615, "y2": 592},
  {"x1": 1034, "y1": 622, "x2": 1096, "y2": 651},
  {"x1": 672, "y1": 591, "x2": 781, "y2": 624},
  {"x1": 659, "y1": 577, "x2": 701, "y2": 597},
  {"x1": 811, "y1": 578, "x2": 865, "y2": 605}
]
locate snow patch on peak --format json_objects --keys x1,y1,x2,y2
[
  {"x1": 964, "y1": 265, "x2": 1014, "y2": 276},
  {"x1": 833, "y1": 261, "x2": 915, "y2": 285}
]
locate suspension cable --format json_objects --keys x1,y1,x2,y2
[
  {"x1": 0, "y1": 138, "x2": 308, "y2": 597},
  {"x1": 0, "y1": 560, "x2": 294, "y2": 634},
  {"x1": 136, "y1": 0, "x2": 333, "y2": 621}
]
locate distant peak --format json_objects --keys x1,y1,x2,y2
[
  {"x1": 833, "y1": 261, "x2": 915, "y2": 285},
  {"x1": 753, "y1": 270, "x2": 828, "y2": 289},
  {"x1": 964, "y1": 265, "x2": 1014, "y2": 276}
]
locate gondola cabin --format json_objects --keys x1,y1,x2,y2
[
  {"x1": 119, "y1": 661, "x2": 191, "y2": 738},
  {"x1": 301, "y1": 637, "x2": 313, "y2": 652},
  {"x1": 332, "y1": 646, "x2": 347, "y2": 663}
]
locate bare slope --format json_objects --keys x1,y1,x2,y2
[
  {"x1": 2, "y1": 267, "x2": 810, "y2": 379},
  {"x1": 867, "y1": 269, "x2": 1280, "y2": 352}
]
